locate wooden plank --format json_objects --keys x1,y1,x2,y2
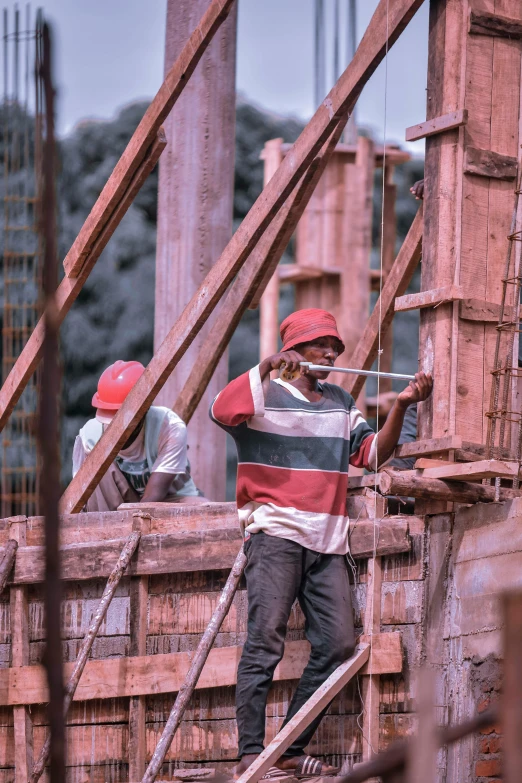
[
  {"x1": 6, "y1": 516, "x2": 411, "y2": 585},
  {"x1": 0, "y1": 130, "x2": 167, "y2": 434},
  {"x1": 405, "y1": 109, "x2": 468, "y2": 142},
  {"x1": 379, "y1": 163, "x2": 397, "y2": 395},
  {"x1": 464, "y1": 145, "x2": 518, "y2": 180},
  {"x1": 233, "y1": 644, "x2": 370, "y2": 783},
  {"x1": 419, "y1": 458, "x2": 519, "y2": 480},
  {"x1": 392, "y1": 436, "x2": 513, "y2": 459},
  {"x1": 59, "y1": 0, "x2": 427, "y2": 514},
  {"x1": 347, "y1": 206, "x2": 423, "y2": 401},
  {"x1": 277, "y1": 264, "x2": 341, "y2": 282},
  {"x1": 63, "y1": 0, "x2": 235, "y2": 278},
  {"x1": 9, "y1": 519, "x2": 32, "y2": 783},
  {"x1": 469, "y1": 8, "x2": 522, "y2": 39},
  {"x1": 459, "y1": 297, "x2": 501, "y2": 322},
  {"x1": 0, "y1": 635, "x2": 399, "y2": 706},
  {"x1": 280, "y1": 141, "x2": 412, "y2": 166},
  {"x1": 394, "y1": 285, "x2": 463, "y2": 312}
]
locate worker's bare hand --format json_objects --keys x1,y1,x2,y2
[
  {"x1": 410, "y1": 179, "x2": 424, "y2": 200},
  {"x1": 259, "y1": 350, "x2": 305, "y2": 379},
  {"x1": 396, "y1": 371, "x2": 433, "y2": 407}
]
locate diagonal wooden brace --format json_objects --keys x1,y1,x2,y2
[
  {"x1": 174, "y1": 116, "x2": 349, "y2": 422},
  {"x1": 234, "y1": 643, "x2": 371, "y2": 783},
  {"x1": 29, "y1": 531, "x2": 141, "y2": 783},
  {"x1": 0, "y1": 130, "x2": 167, "y2": 435},
  {"x1": 60, "y1": 0, "x2": 426, "y2": 514}
]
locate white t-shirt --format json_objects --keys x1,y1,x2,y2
[{"x1": 72, "y1": 408, "x2": 189, "y2": 496}]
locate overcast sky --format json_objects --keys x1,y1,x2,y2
[{"x1": 11, "y1": 0, "x2": 429, "y2": 153}]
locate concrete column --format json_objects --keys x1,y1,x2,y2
[{"x1": 154, "y1": 0, "x2": 237, "y2": 500}]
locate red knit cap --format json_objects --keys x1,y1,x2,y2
[{"x1": 280, "y1": 309, "x2": 345, "y2": 354}]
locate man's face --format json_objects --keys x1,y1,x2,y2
[{"x1": 294, "y1": 335, "x2": 342, "y2": 380}]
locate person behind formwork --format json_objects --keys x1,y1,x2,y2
[
  {"x1": 73, "y1": 361, "x2": 204, "y2": 511},
  {"x1": 210, "y1": 308, "x2": 432, "y2": 780}
]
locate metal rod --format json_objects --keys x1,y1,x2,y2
[{"x1": 300, "y1": 363, "x2": 416, "y2": 381}]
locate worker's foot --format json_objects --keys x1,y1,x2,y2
[
  {"x1": 232, "y1": 756, "x2": 292, "y2": 781},
  {"x1": 276, "y1": 756, "x2": 339, "y2": 779}
]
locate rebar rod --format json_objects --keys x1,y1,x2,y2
[
  {"x1": 300, "y1": 363, "x2": 416, "y2": 381},
  {"x1": 30, "y1": 531, "x2": 141, "y2": 783},
  {"x1": 141, "y1": 547, "x2": 247, "y2": 783}
]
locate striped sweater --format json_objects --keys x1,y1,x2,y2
[{"x1": 210, "y1": 365, "x2": 377, "y2": 555}]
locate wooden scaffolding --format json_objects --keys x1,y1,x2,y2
[{"x1": 0, "y1": 0, "x2": 521, "y2": 781}]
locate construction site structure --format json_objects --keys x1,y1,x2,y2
[{"x1": 0, "y1": 1, "x2": 521, "y2": 782}]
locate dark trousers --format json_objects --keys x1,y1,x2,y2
[{"x1": 236, "y1": 532, "x2": 356, "y2": 758}]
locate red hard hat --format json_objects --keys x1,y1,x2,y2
[{"x1": 92, "y1": 361, "x2": 145, "y2": 410}]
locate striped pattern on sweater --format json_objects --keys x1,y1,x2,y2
[{"x1": 210, "y1": 366, "x2": 376, "y2": 555}]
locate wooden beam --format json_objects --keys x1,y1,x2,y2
[
  {"x1": 377, "y1": 469, "x2": 521, "y2": 504},
  {"x1": 4, "y1": 515, "x2": 411, "y2": 585},
  {"x1": 175, "y1": 122, "x2": 347, "y2": 422},
  {"x1": 459, "y1": 297, "x2": 501, "y2": 322},
  {"x1": 234, "y1": 644, "x2": 371, "y2": 783},
  {"x1": 0, "y1": 130, "x2": 167, "y2": 434},
  {"x1": 128, "y1": 517, "x2": 150, "y2": 782},
  {"x1": 61, "y1": 0, "x2": 426, "y2": 513},
  {"x1": 346, "y1": 206, "x2": 423, "y2": 401},
  {"x1": 0, "y1": 635, "x2": 400, "y2": 706},
  {"x1": 280, "y1": 141, "x2": 412, "y2": 166},
  {"x1": 464, "y1": 145, "x2": 518, "y2": 180},
  {"x1": 469, "y1": 8, "x2": 522, "y2": 40},
  {"x1": 0, "y1": 538, "x2": 18, "y2": 593},
  {"x1": 361, "y1": 556, "x2": 382, "y2": 762},
  {"x1": 394, "y1": 284, "x2": 463, "y2": 312},
  {"x1": 405, "y1": 109, "x2": 468, "y2": 142},
  {"x1": 63, "y1": 0, "x2": 236, "y2": 277},
  {"x1": 277, "y1": 264, "x2": 341, "y2": 283},
  {"x1": 9, "y1": 519, "x2": 32, "y2": 783},
  {"x1": 419, "y1": 458, "x2": 519, "y2": 481}
]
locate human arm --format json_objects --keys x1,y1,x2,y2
[
  {"x1": 410, "y1": 179, "x2": 424, "y2": 200},
  {"x1": 141, "y1": 471, "x2": 176, "y2": 502},
  {"x1": 373, "y1": 371, "x2": 433, "y2": 466}
]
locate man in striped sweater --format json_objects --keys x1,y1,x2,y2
[{"x1": 210, "y1": 308, "x2": 432, "y2": 779}]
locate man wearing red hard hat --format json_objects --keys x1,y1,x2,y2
[
  {"x1": 210, "y1": 308, "x2": 432, "y2": 779},
  {"x1": 73, "y1": 360, "x2": 202, "y2": 511}
]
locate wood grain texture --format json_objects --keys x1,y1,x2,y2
[
  {"x1": 419, "y1": 458, "x2": 519, "y2": 480},
  {"x1": 63, "y1": 0, "x2": 235, "y2": 277},
  {"x1": 394, "y1": 285, "x2": 463, "y2": 312},
  {"x1": 153, "y1": 0, "x2": 237, "y2": 500},
  {"x1": 2, "y1": 514, "x2": 411, "y2": 586},
  {"x1": 469, "y1": 8, "x2": 522, "y2": 39},
  {"x1": 59, "y1": 0, "x2": 427, "y2": 514},
  {"x1": 459, "y1": 297, "x2": 501, "y2": 322},
  {"x1": 464, "y1": 145, "x2": 518, "y2": 179},
  {"x1": 0, "y1": 131, "x2": 167, "y2": 435},
  {"x1": 0, "y1": 635, "x2": 401, "y2": 706},
  {"x1": 405, "y1": 109, "x2": 468, "y2": 142},
  {"x1": 378, "y1": 468, "x2": 521, "y2": 503}
]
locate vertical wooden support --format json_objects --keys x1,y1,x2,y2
[
  {"x1": 9, "y1": 516, "x2": 33, "y2": 783},
  {"x1": 259, "y1": 139, "x2": 284, "y2": 361},
  {"x1": 154, "y1": 0, "x2": 237, "y2": 501},
  {"x1": 378, "y1": 164, "x2": 397, "y2": 395},
  {"x1": 340, "y1": 136, "x2": 375, "y2": 414},
  {"x1": 128, "y1": 515, "x2": 150, "y2": 781},
  {"x1": 420, "y1": 0, "x2": 522, "y2": 445},
  {"x1": 361, "y1": 555, "x2": 382, "y2": 762}
]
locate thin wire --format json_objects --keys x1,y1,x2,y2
[{"x1": 367, "y1": 0, "x2": 390, "y2": 762}]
